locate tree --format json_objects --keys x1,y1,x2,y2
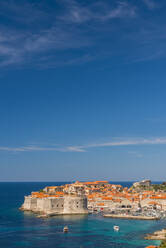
[{"x1": 160, "y1": 240, "x2": 166, "y2": 247}]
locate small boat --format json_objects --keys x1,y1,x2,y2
[
  {"x1": 113, "y1": 225, "x2": 120, "y2": 231},
  {"x1": 63, "y1": 226, "x2": 69, "y2": 233}
]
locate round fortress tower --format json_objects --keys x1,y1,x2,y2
[{"x1": 63, "y1": 195, "x2": 88, "y2": 214}]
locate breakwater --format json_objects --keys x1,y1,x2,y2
[{"x1": 104, "y1": 214, "x2": 160, "y2": 220}]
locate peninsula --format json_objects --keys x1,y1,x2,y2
[{"x1": 20, "y1": 180, "x2": 166, "y2": 218}]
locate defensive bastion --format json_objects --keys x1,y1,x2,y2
[{"x1": 20, "y1": 194, "x2": 88, "y2": 216}]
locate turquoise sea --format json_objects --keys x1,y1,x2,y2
[{"x1": 0, "y1": 182, "x2": 164, "y2": 248}]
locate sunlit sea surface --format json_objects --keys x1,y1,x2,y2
[{"x1": 0, "y1": 182, "x2": 164, "y2": 248}]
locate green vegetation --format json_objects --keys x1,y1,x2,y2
[
  {"x1": 39, "y1": 189, "x2": 44, "y2": 193},
  {"x1": 159, "y1": 240, "x2": 166, "y2": 247},
  {"x1": 151, "y1": 184, "x2": 166, "y2": 192},
  {"x1": 132, "y1": 183, "x2": 166, "y2": 192}
]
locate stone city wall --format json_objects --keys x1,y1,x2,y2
[{"x1": 21, "y1": 195, "x2": 88, "y2": 215}]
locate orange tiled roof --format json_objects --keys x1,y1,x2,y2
[
  {"x1": 145, "y1": 246, "x2": 157, "y2": 248},
  {"x1": 55, "y1": 191, "x2": 64, "y2": 195},
  {"x1": 97, "y1": 203, "x2": 105, "y2": 206},
  {"x1": 148, "y1": 201, "x2": 157, "y2": 205},
  {"x1": 95, "y1": 181, "x2": 109, "y2": 183},
  {"x1": 102, "y1": 197, "x2": 113, "y2": 200},
  {"x1": 84, "y1": 182, "x2": 98, "y2": 185},
  {"x1": 47, "y1": 186, "x2": 57, "y2": 189},
  {"x1": 150, "y1": 195, "x2": 166, "y2": 200}
]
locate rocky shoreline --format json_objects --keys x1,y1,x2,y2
[{"x1": 145, "y1": 229, "x2": 166, "y2": 240}]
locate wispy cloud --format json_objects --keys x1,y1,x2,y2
[
  {"x1": 132, "y1": 50, "x2": 164, "y2": 63},
  {"x1": 0, "y1": 0, "x2": 165, "y2": 68},
  {"x1": 128, "y1": 151, "x2": 143, "y2": 158},
  {"x1": 82, "y1": 137, "x2": 166, "y2": 149},
  {"x1": 103, "y1": 2, "x2": 136, "y2": 20},
  {"x1": 0, "y1": 144, "x2": 87, "y2": 153},
  {"x1": 142, "y1": 0, "x2": 158, "y2": 10},
  {"x1": 0, "y1": 145, "x2": 78, "y2": 153},
  {"x1": 0, "y1": 0, "x2": 137, "y2": 68},
  {"x1": 0, "y1": 26, "x2": 92, "y2": 66},
  {"x1": 59, "y1": 0, "x2": 136, "y2": 23},
  {"x1": 37, "y1": 53, "x2": 99, "y2": 69},
  {"x1": 2, "y1": 137, "x2": 166, "y2": 153}
]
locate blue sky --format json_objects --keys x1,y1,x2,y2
[{"x1": 1, "y1": 0, "x2": 166, "y2": 181}]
